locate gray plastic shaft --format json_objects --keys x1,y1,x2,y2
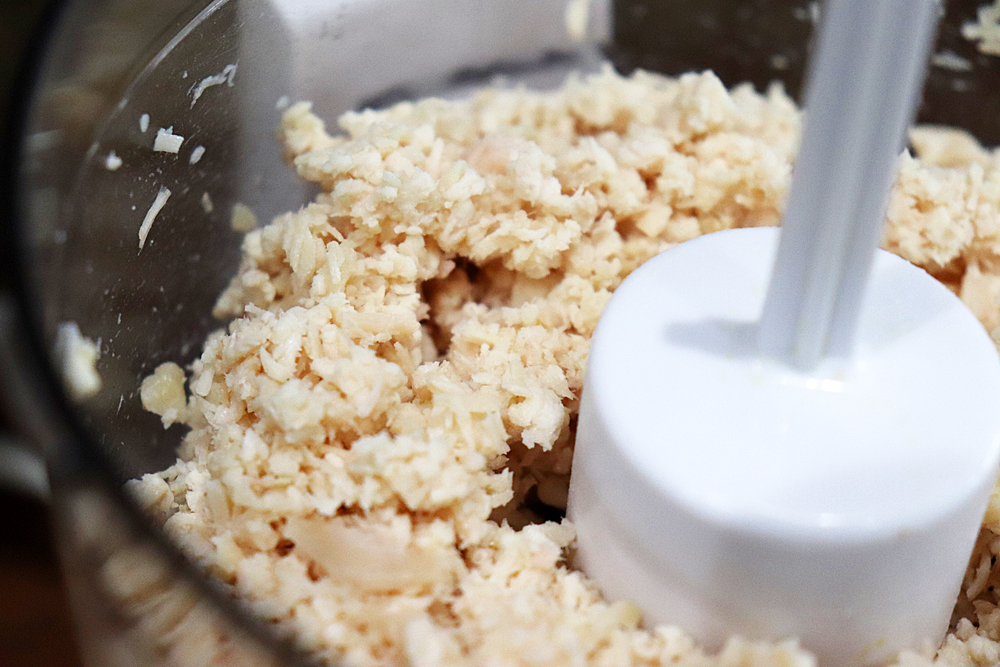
[{"x1": 757, "y1": 0, "x2": 941, "y2": 369}]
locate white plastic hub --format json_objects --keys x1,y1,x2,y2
[{"x1": 569, "y1": 227, "x2": 1000, "y2": 666}]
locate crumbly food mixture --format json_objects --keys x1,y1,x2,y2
[{"x1": 132, "y1": 67, "x2": 1000, "y2": 667}]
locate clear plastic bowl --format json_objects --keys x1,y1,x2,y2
[{"x1": 4, "y1": 0, "x2": 999, "y2": 665}]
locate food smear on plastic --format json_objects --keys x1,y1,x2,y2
[
  {"x1": 964, "y1": 0, "x2": 1000, "y2": 55},
  {"x1": 190, "y1": 63, "x2": 237, "y2": 108},
  {"x1": 138, "y1": 186, "x2": 171, "y2": 250}
]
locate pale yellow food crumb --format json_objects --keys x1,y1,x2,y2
[
  {"x1": 140, "y1": 361, "x2": 187, "y2": 428},
  {"x1": 55, "y1": 321, "x2": 101, "y2": 400},
  {"x1": 154, "y1": 127, "x2": 184, "y2": 153},
  {"x1": 230, "y1": 203, "x2": 258, "y2": 232},
  {"x1": 132, "y1": 67, "x2": 1000, "y2": 667},
  {"x1": 909, "y1": 126, "x2": 997, "y2": 169}
]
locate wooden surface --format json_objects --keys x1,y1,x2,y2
[{"x1": 0, "y1": 491, "x2": 82, "y2": 667}]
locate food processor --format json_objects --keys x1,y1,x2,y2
[{"x1": 2, "y1": 1, "x2": 1000, "y2": 666}]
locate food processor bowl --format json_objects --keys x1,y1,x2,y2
[{"x1": 2, "y1": 0, "x2": 999, "y2": 665}]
